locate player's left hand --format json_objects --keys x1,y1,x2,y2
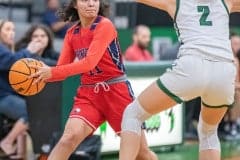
[{"x1": 29, "y1": 64, "x2": 52, "y2": 84}]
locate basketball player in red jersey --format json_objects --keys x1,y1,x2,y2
[{"x1": 30, "y1": 0, "x2": 157, "y2": 160}]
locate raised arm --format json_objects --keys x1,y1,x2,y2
[
  {"x1": 228, "y1": 0, "x2": 240, "y2": 13},
  {"x1": 136, "y1": 0, "x2": 176, "y2": 18}
]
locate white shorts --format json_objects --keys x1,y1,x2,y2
[{"x1": 159, "y1": 49, "x2": 236, "y2": 107}]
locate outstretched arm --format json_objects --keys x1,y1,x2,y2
[
  {"x1": 226, "y1": 0, "x2": 240, "y2": 13},
  {"x1": 231, "y1": 0, "x2": 240, "y2": 12}
]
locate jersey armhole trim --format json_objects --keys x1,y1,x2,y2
[
  {"x1": 174, "y1": 0, "x2": 180, "y2": 22},
  {"x1": 221, "y1": 0, "x2": 230, "y2": 15}
]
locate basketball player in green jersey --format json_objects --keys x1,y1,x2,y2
[{"x1": 119, "y1": 0, "x2": 240, "y2": 160}]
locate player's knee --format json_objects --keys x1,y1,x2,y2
[
  {"x1": 59, "y1": 132, "x2": 80, "y2": 150},
  {"x1": 121, "y1": 99, "x2": 151, "y2": 135},
  {"x1": 197, "y1": 116, "x2": 220, "y2": 152}
]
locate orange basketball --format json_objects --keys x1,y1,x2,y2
[{"x1": 9, "y1": 58, "x2": 46, "y2": 96}]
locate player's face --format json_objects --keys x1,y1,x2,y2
[
  {"x1": 0, "y1": 21, "x2": 15, "y2": 47},
  {"x1": 75, "y1": 0, "x2": 100, "y2": 19},
  {"x1": 31, "y1": 28, "x2": 49, "y2": 52}
]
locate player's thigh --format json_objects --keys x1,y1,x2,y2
[
  {"x1": 202, "y1": 62, "x2": 236, "y2": 107},
  {"x1": 71, "y1": 87, "x2": 105, "y2": 131},
  {"x1": 200, "y1": 61, "x2": 235, "y2": 125},
  {"x1": 160, "y1": 55, "x2": 205, "y2": 101},
  {"x1": 63, "y1": 118, "x2": 93, "y2": 142},
  {"x1": 200, "y1": 105, "x2": 228, "y2": 125},
  {"x1": 138, "y1": 81, "x2": 177, "y2": 114},
  {"x1": 105, "y1": 82, "x2": 134, "y2": 133},
  {"x1": 141, "y1": 55, "x2": 206, "y2": 114}
]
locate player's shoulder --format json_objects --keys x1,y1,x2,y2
[
  {"x1": 66, "y1": 22, "x2": 81, "y2": 35},
  {"x1": 99, "y1": 16, "x2": 112, "y2": 24},
  {"x1": 98, "y1": 16, "x2": 115, "y2": 28}
]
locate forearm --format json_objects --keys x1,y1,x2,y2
[{"x1": 48, "y1": 57, "x2": 96, "y2": 82}]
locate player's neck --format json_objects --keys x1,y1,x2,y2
[{"x1": 80, "y1": 17, "x2": 96, "y2": 28}]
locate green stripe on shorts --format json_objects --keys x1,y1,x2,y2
[
  {"x1": 156, "y1": 79, "x2": 182, "y2": 104},
  {"x1": 202, "y1": 101, "x2": 233, "y2": 108}
]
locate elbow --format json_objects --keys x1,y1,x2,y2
[
  {"x1": 88, "y1": 62, "x2": 97, "y2": 71},
  {"x1": 85, "y1": 59, "x2": 98, "y2": 71}
]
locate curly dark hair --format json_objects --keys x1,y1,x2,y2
[
  {"x1": 15, "y1": 24, "x2": 54, "y2": 53},
  {"x1": 57, "y1": 0, "x2": 110, "y2": 22}
]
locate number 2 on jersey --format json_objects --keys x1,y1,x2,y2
[{"x1": 197, "y1": 6, "x2": 212, "y2": 26}]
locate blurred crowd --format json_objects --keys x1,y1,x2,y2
[{"x1": 0, "y1": 0, "x2": 240, "y2": 159}]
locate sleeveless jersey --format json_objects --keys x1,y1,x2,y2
[{"x1": 174, "y1": 0, "x2": 233, "y2": 60}]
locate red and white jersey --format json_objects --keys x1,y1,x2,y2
[{"x1": 48, "y1": 16, "x2": 125, "y2": 84}]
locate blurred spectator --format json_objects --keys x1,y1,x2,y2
[
  {"x1": 16, "y1": 24, "x2": 59, "y2": 66},
  {"x1": 124, "y1": 25, "x2": 154, "y2": 61},
  {"x1": 0, "y1": 20, "x2": 44, "y2": 159},
  {"x1": 42, "y1": 0, "x2": 69, "y2": 38}
]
